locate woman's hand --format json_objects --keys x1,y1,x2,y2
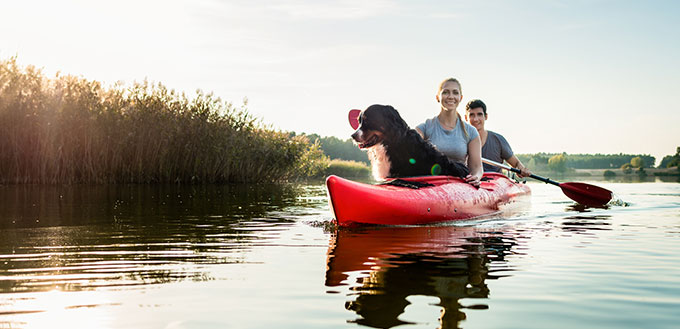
[
  {"x1": 464, "y1": 174, "x2": 481, "y2": 187},
  {"x1": 466, "y1": 136, "x2": 483, "y2": 188}
]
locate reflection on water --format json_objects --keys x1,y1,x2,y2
[
  {"x1": 325, "y1": 226, "x2": 524, "y2": 329},
  {"x1": 560, "y1": 215, "x2": 612, "y2": 233},
  {"x1": 599, "y1": 175, "x2": 678, "y2": 183},
  {"x1": 0, "y1": 184, "x2": 310, "y2": 293},
  {"x1": 1, "y1": 181, "x2": 678, "y2": 328}
]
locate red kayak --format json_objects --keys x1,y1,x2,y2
[{"x1": 326, "y1": 173, "x2": 531, "y2": 226}]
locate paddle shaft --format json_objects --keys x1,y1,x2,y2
[{"x1": 482, "y1": 158, "x2": 561, "y2": 186}]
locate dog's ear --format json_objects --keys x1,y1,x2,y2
[
  {"x1": 384, "y1": 105, "x2": 409, "y2": 137},
  {"x1": 362, "y1": 105, "x2": 383, "y2": 130}
]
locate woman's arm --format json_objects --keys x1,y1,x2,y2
[
  {"x1": 506, "y1": 155, "x2": 531, "y2": 177},
  {"x1": 465, "y1": 136, "x2": 483, "y2": 187},
  {"x1": 415, "y1": 127, "x2": 424, "y2": 139}
]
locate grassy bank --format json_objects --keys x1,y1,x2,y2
[
  {"x1": 317, "y1": 159, "x2": 370, "y2": 179},
  {"x1": 0, "y1": 58, "x2": 327, "y2": 184}
]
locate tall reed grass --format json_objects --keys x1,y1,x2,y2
[{"x1": 0, "y1": 57, "x2": 328, "y2": 184}]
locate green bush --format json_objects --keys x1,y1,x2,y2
[
  {"x1": 548, "y1": 153, "x2": 567, "y2": 173},
  {"x1": 603, "y1": 170, "x2": 616, "y2": 178},
  {"x1": 621, "y1": 163, "x2": 632, "y2": 174}
]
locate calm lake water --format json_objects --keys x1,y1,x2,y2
[{"x1": 1, "y1": 176, "x2": 679, "y2": 329}]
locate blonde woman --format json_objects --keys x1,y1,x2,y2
[{"x1": 416, "y1": 78, "x2": 483, "y2": 187}]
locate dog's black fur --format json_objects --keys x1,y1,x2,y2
[{"x1": 351, "y1": 104, "x2": 470, "y2": 180}]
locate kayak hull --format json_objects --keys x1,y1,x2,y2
[{"x1": 326, "y1": 173, "x2": 531, "y2": 226}]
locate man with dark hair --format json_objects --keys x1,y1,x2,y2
[{"x1": 465, "y1": 99, "x2": 531, "y2": 177}]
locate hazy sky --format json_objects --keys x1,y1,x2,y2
[{"x1": 2, "y1": 0, "x2": 679, "y2": 164}]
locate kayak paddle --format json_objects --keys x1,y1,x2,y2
[{"x1": 482, "y1": 158, "x2": 613, "y2": 207}]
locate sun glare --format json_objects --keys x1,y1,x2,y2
[{"x1": 6, "y1": 289, "x2": 116, "y2": 329}]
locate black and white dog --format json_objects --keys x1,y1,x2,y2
[{"x1": 351, "y1": 104, "x2": 469, "y2": 181}]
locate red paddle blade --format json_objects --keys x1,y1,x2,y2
[
  {"x1": 348, "y1": 109, "x2": 361, "y2": 130},
  {"x1": 559, "y1": 182, "x2": 613, "y2": 207}
]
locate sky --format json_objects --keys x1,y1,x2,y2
[{"x1": 1, "y1": 0, "x2": 679, "y2": 165}]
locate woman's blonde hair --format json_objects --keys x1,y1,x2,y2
[{"x1": 437, "y1": 78, "x2": 468, "y2": 139}]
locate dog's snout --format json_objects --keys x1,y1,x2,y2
[{"x1": 351, "y1": 130, "x2": 361, "y2": 141}]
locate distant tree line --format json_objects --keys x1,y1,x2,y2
[
  {"x1": 516, "y1": 153, "x2": 657, "y2": 169},
  {"x1": 300, "y1": 134, "x2": 369, "y2": 164},
  {"x1": 301, "y1": 133, "x2": 680, "y2": 173}
]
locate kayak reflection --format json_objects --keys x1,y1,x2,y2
[{"x1": 325, "y1": 225, "x2": 520, "y2": 328}]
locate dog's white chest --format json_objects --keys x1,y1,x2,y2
[{"x1": 367, "y1": 144, "x2": 391, "y2": 181}]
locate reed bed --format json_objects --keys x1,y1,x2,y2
[{"x1": 0, "y1": 58, "x2": 327, "y2": 184}]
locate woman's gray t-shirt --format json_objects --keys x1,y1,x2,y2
[
  {"x1": 416, "y1": 116, "x2": 479, "y2": 163},
  {"x1": 482, "y1": 130, "x2": 513, "y2": 172}
]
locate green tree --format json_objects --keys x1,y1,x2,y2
[
  {"x1": 667, "y1": 147, "x2": 680, "y2": 168},
  {"x1": 548, "y1": 153, "x2": 567, "y2": 173},
  {"x1": 659, "y1": 155, "x2": 674, "y2": 168},
  {"x1": 630, "y1": 156, "x2": 644, "y2": 168}
]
